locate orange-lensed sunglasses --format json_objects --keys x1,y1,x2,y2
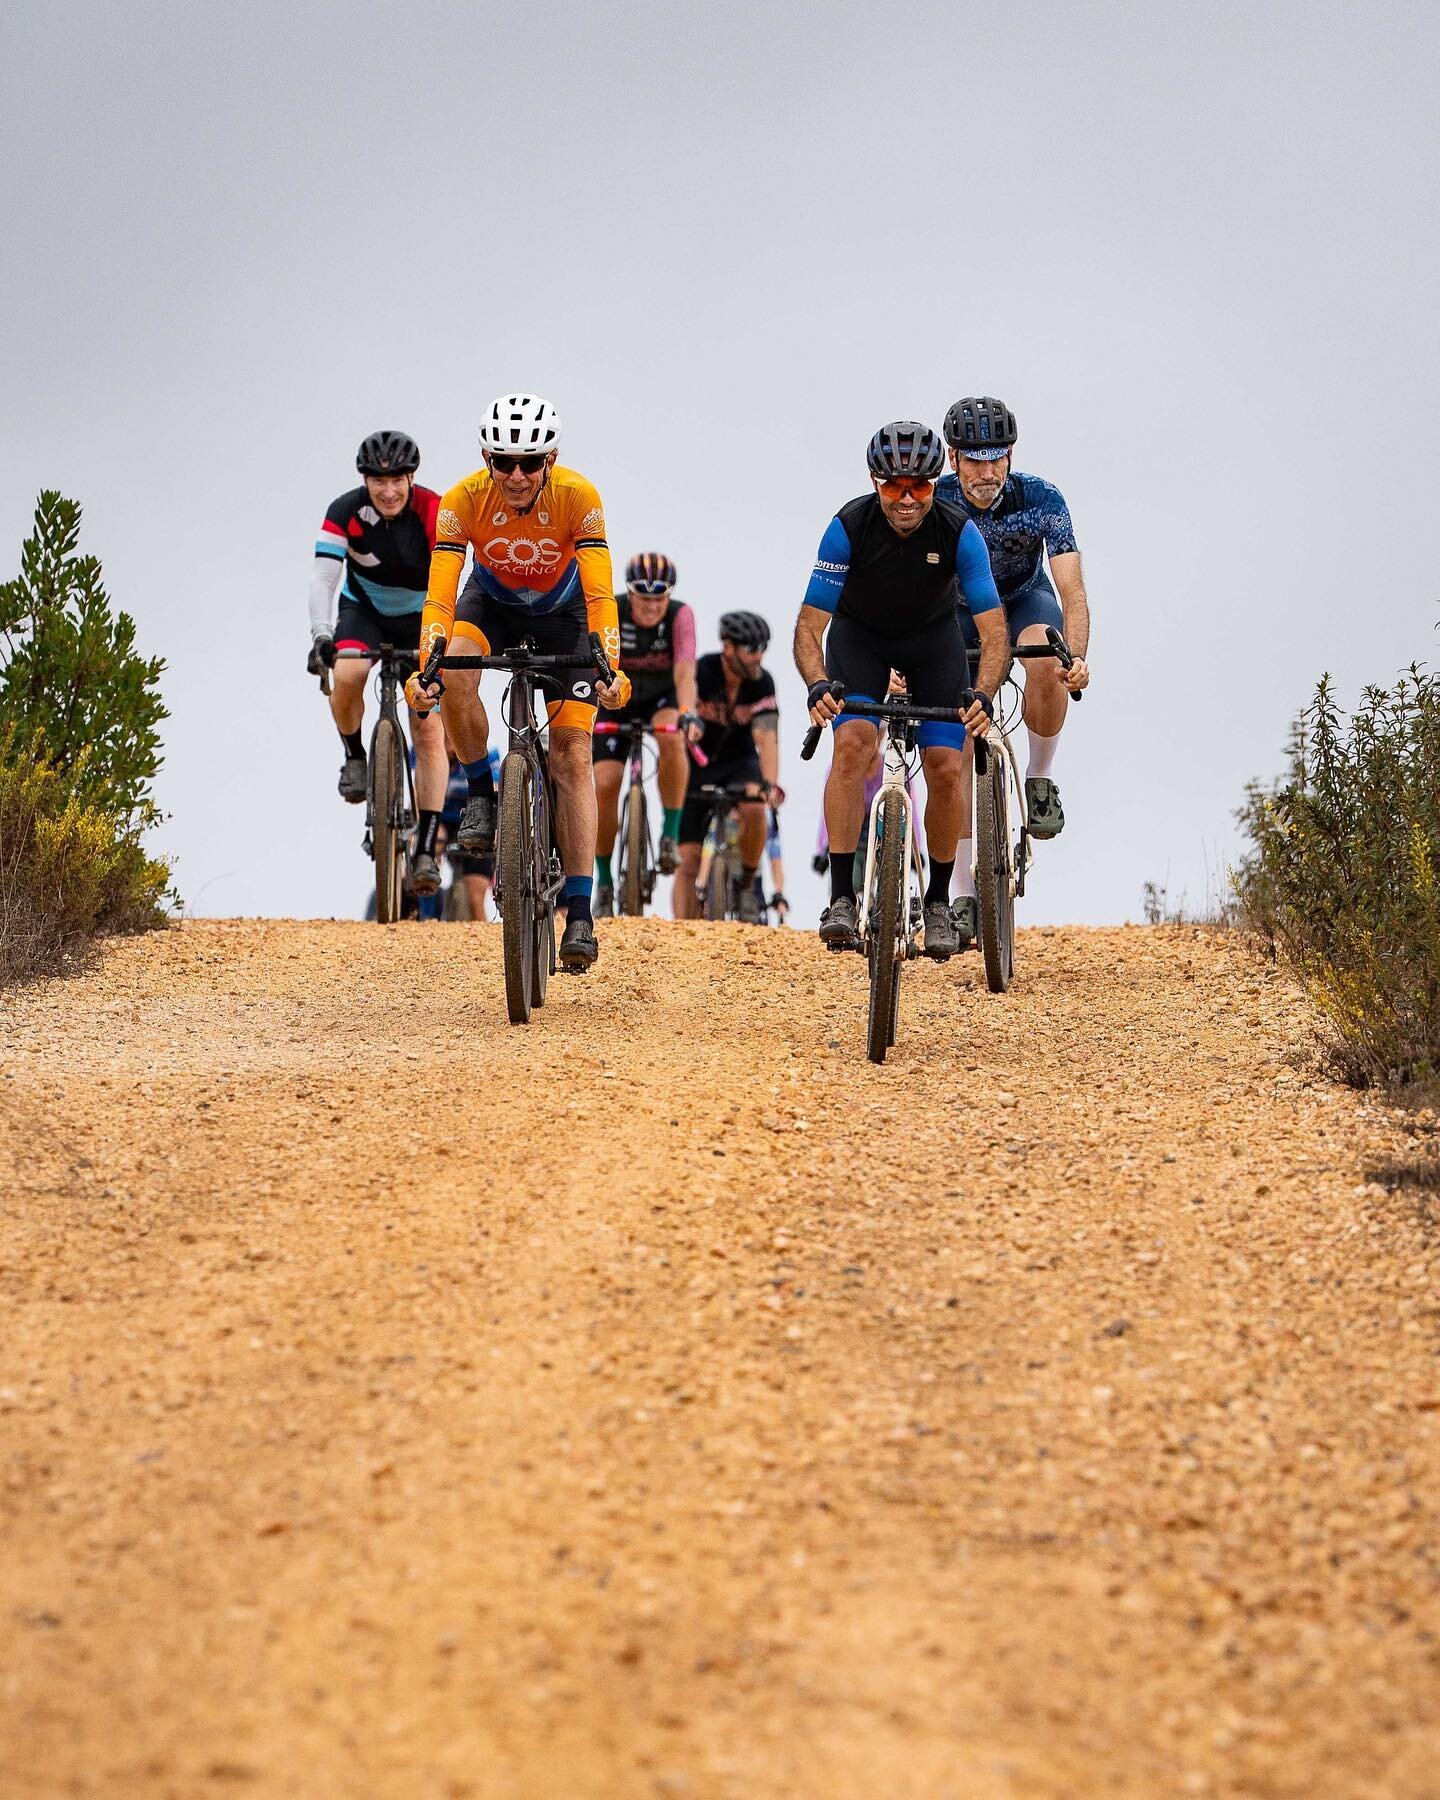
[{"x1": 876, "y1": 476, "x2": 935, "y2": 500}]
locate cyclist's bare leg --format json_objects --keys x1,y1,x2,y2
[
  {"x1": 652, "y1": 707, "x2": 686, "y2": 811},
  {"x1": 738, "y1": 791, "x2": 767, "y2": 866},
  {"x1": 594, "y1": 758, "x2": 624, "y2": 858},
  {"x1": 823, "y1": 722, "x2": 879, "y2": 860},
  {"x1": 919, "y1": 744, "x2": 964, "y2": 862},
  {"x1": 675, "y1": 843, "x2": 702, "y2": 920},
  {"x1": 1018, "y1": 621, "x2": 1067, "y2": 738},
  {"x1": 548, "y1": 724, "x2": 597, "y2": 879},
  {"x1": 409, "y1": 706, "x2": 447, "y2": 812},
  {"x1": 463, "y1": 873, "x2": 491, "y2": 919},
  {"x1": 329, "y1": 652, "x2": 370, "y2": 737},
  {"x1": 435, "y1": 664, "x2": 491, "y2": 766}
]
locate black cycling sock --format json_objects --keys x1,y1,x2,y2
[
  {"x1": 464, "y1": 757, "x2": 495, "y2": 800},
  {"x1": 829, "y1": 852, "x2": 856, "y2": 904},
  {"x1": 341, "y1": 729, "x2": 365, "y2": 761},
  {"x1": 566, "y1": 894, "x2": 593, "y2": 926},
  {"x1": 926, "y1": 857, "x2": 954, "y2": 905},
  {"x1": 415, "y1": 810, "x2": 440, "y2": 858},
  {"x1": 742, "y1": 862, "x2": 761, "y2": 881}
]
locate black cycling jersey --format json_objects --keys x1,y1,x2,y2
[
  {"x1": 616, "y1": 592, "x2": 697, "y2": 703},
  {"x1": 803, "y1": 493, "x2": 1000, "y2": 636},
  {"x1": 315, "y1": 485, "x2": 440, "y2": 616},
  {"x1": 694, "y1": 651, "x2": 777, "y2": 765}
]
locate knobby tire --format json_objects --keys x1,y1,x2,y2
[
  {"x1": 372, "y1": 719, "x2": 405, "y2": 925},
  {"x1": 867, "y1": 788, "x2": 905, "y2": 1063},
  {"x1": 620, "y1": 786, "x2": 648, "y2": 918},
  {"x1": 976, "y1": 746, "x2": 1015, "y2": 994},
  {"x1": 703, "y1": 853, "x2": 730, "y2": 922},
  {"x1": 499, "y1": 752, "x2": 535, "y2": 1023}
]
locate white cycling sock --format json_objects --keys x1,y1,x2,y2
[
  {"x1": 1027, "y1": 728, "x2": 1061, "y2": 781},
  {"x1": 953, "y1": 839, "x2": 977, "y2": 899}
]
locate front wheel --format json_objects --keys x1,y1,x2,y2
[
  {"x1": 619, "y1": 784, "x2": 649, "y2": 917},
  {"x1": 498, "y1": 752, "x2": 536, "y2": 1023},
  {"x1": 703, "y1": 851, "x2": 730, "y2": 922},
  {"x1": 866, "y1": 788, "x2": 906, "y2": 1063},
  {"x1": 371, "y1": 718, "x2": 405, "y2": 925},
  {"x1": 975, "y1": 741, "x2": 1016, "y2": 994}
]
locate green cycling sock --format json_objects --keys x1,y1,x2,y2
[
  {"x1": 596, "y1": 854, "x2": 613, "y2": 886},
  {"x1": 662, "y1": 806, "x2": 683, "y2": 839}
]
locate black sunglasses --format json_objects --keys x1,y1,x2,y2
[{"x1": 488, "y1": 452, "x2": 548, "y2": 475}]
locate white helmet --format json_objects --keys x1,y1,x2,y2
[{"x1": 479, "y1": 393, "x2": 562, "y2": 455}]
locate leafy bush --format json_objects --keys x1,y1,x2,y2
[
  {"x1": 1235, "y1": 669, "x2": 1440, "y2": 1085},
  {"x1": 0, "y1": 494, "x2": 171, "y2": 978}
]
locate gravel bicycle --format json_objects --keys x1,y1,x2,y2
[
  {"x1": 967, "y1": 626, "x2": 1080, "y2": 994},
  {"x1": 592, "y1": 719, "x2": 692, "y2": 917},
  {"x1": 325, "y1": 645, "x2": 420, "y2": 924},
  {"x1": 802, "y1": 694, "x2": 972, "y2": 1062},
  {"x1": 420, "y1": 633, "x2": 612, "y2": 1025},
  {"x1": 694, "y1": 782, "x2": 771, "y2": 922}
]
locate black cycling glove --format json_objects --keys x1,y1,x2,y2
[{"x1": 806, "y1": 679, "x2": 844, "y2": 712}]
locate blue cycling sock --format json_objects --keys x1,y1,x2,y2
[
  {"x1": 564, "y1": 875, "x2": 593, "y2": 925},
  {"x1": 463, "y1": 758, "x2": 494, "y2": 799}
]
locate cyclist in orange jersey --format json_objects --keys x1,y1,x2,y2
[{"x1": 407, "y1": 394, "x2": 629, "y2": 970}]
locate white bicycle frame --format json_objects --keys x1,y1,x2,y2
[
  {"x1": 855, "y1": 728, "x2": 925, "y2": 953},
  {"x1": 973, "y1": 715, "x2": 1030, "y2": 899}
]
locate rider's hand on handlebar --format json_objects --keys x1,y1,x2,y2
[
  {"x1": 764, "y1": 781, "x2": 786, "y2": 808},
  {"x1": 307, "y1": 633, "x2": 336, "y2": 676},
  {"x1": 597, "y1": 669, "x2": 632, "y2": 710},
  {"x1": 678, "y1": 710, "x2": 703, "y2": 743},
  {"x1": 963, "y1": 689, "x2": 994, "y2": 740},
  {"x1": 806, "y1": 679, "x2": 844, "y2": 725},
  {"x1": 1060, "y1": 656, "x2": 1090, "y2": 694},
  {"x1": 404, "y1": 671, "x2": 442, "y2": 716}
]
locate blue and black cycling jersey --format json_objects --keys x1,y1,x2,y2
[
  {"x1": 934, "y1": 470, "x2": 1077, "y2": 601},
  {"x1": 802, "y1": 493, "x2": 1000, "y2": 631}
]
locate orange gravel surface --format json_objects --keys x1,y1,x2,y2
[{"x1": 2, "y1": 920, "x2": 1438, "y2": 1799}]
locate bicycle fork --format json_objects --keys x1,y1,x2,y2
[{"x1": 855, "y1": 741, "x2": 918, "y2": 957}]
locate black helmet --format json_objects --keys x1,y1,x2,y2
[
  {"x1": 356, "y1": 429, "x2": 421, "y2": 476},
  {"x1": 718, "y1": 610, "x2": 770, "y2": 652},
  {"x1": 866, "y1": 421, "x2": 946, "y2": 481},
  {"x1": 942, "y1": 396, "x2": 1017, "y2": 458},
  {"x1": 626, "y1": 552, "x2": 677, "y2": 594}
]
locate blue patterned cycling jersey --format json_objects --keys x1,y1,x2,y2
[{"x1": 934, "y1": 470, "x2": 1077, "y2": 600}]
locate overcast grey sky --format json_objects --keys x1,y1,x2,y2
[{"x1": 3, "y1": 0, "x2": 1436, "y2": 926}]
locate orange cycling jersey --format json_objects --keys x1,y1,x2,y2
[{"x1": 421, "y1": 464, "x2": 619, "y2": 672}]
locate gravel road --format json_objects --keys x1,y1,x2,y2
[{"x1": 2, "y1": 920, "x2": 1437, "y2": 1798}]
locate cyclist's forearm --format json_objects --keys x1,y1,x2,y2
[
  {"x1": 1050, "y1": 552, "x2": 1090, "y2": 659},
  {"x1": 308, "y1": 556, "x2": 343, "y2": 637},
  {"x1": 674, "y1": 659, "x2": 698, "y2": 714},
  {"x1": 754, "y1": 718, "x2": 780, "y2": 788},
  {"x1": 793, "y1": 605, "x2": 830, "y2": 686},
  {"x1": 974, "y1": 610, "x2": 1010, "y2": 701},
  {"x1": 421, "y1": 545, "x2": 464, "y2": 663},
  {"x1": 582, "y1": 586, "x2": 621, "y2": 673}
]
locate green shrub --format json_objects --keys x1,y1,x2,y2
[
  {"x1": 0, "y1": 494, "x2": 171, "y2": 979},
  {"x1": 1235, "y1": 669, "x2": 1440, "y2": 1085},
  {"x1": 0, "y1": 726, "x2": 169, "y2": 979},
  {"x1": 0, "y1": 490, "x2": 166, "y2": 825}
]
